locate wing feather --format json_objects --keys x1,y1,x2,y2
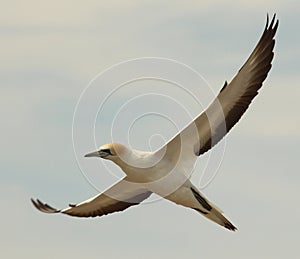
[
  {"x1": 31, "y1": 178, "x2": 151, "y2": 218},
  {"x1": 157, "y1": 14, "x2": 278, "y2": 159}
]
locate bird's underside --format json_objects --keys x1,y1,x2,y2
[{"x1": 31, "y1": 15, "x2": 278, "y2": 232}]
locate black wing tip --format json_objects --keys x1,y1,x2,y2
[
  {"x1": 265, "y1": 13, "x2": 269, "y2": 29},
  {"x1": 266, "y1": 13, "x2": 279, "y2": 32},
  {"x1": 31, "y1": 198, "x2": 60, "y2": 214}
]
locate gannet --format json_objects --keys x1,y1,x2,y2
[{"x1": 31, "y1": 15, "x2": 278, "y2": 231}]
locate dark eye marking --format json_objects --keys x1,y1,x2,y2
[{"x1": 101, "y1": 148, "x2": 113, "y2": 155}]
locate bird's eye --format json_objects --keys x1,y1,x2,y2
[{"x1": 101, "y1": 148, "x2": 113, "y2": 155}]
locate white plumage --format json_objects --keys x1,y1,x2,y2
[{"x1": 32, "y1": 15, "x2": 279, "y2": 231}]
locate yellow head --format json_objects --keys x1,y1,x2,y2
[{"x1": 84, "y1": 142, "x2": 127, "y2": 159}]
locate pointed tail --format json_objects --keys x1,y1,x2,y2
[
  {"x1": 191, "y1": 187, "x2": 237, "y2": 231},
  {"x1": 204, "y1": 206, "x2": 237, "y2": 231}
]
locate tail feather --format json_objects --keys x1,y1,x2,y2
[
  {"x1": 204, "y1": 207, "x2": 237, "y2": 231},
  {"x1": 190, "y1": 186, "x2": 236, "y2": 231}
]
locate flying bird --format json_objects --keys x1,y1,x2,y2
[{"x1": 31, "y1": 15, "x2": 279, "y2": 231}]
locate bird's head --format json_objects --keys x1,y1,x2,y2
[
  {"x1": 84, "y1": 142, "x2": 128, "y2": 161},
  {"x1": 84, "y1": 142, "x2": 153, "y2": 170}
]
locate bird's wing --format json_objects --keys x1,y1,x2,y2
[
  {"x1": 156, "y1": 14, "x2": 278, "y2": 160},
  {"x1": 31, "y1": 178, "x2": 152, "y2": 217}
]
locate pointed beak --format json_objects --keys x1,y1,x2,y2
[
  {"x1": 84, "y1": 150, "x2": 100, "y2": 158},
  {"x1": 84, "y1": 150, "x2": 109, "y2": 158}
]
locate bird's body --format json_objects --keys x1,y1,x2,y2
[
  {"x1": 32, "y1": 15, "x2": 279, "y2": 231},
  {"x1": 100, "y1": 144, "x2": 236, "y2": 230}
]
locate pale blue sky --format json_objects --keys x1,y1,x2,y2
[{"x1": 1, "y1": 1, "x2": 300, "y2": 258}]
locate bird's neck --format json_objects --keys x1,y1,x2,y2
[{"x1": 110, "y1": 150, "x2": 154, "y2": 175}]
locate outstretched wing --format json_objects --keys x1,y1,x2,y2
[
  {"x1": 157, "y1": 14, "x2": 278, "y2": 160},
  {"x1": 31, "y1": 178, "x2": 152, "y2": 217}
]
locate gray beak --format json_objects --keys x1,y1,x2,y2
[{"x1": 84, "y1": 150, "x2": 109, "y2": 158}]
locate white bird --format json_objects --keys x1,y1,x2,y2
[{"x1": 31, "y1": 15, "x2": 279, "y2": 231}]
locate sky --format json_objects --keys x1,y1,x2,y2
[{"x1": 1, "y1": 1, "x2": 300, "y2": 258}]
